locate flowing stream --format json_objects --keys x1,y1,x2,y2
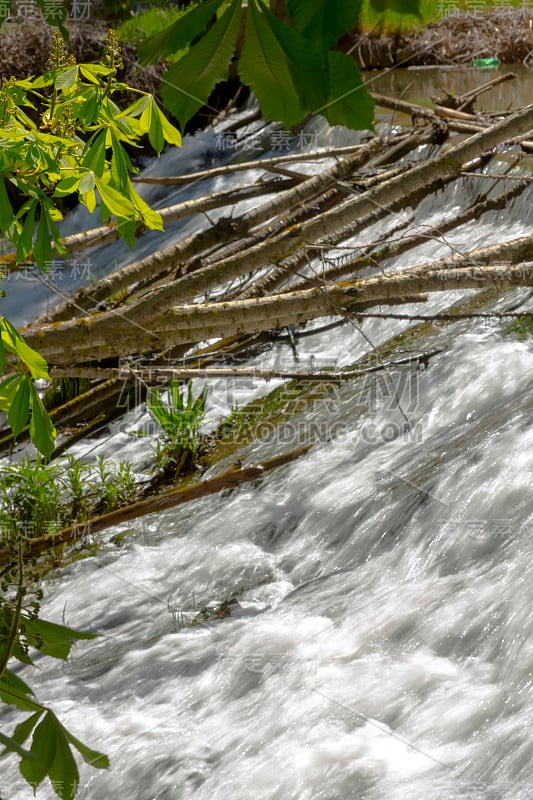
[{"x1": 2, "y1": 69, "x2": 533, "y2": 800}]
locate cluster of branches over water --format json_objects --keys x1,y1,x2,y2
[{"x1": 0, "y1": 78, "x2": 531, "y2": 455}]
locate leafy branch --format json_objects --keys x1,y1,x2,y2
[
  {"x1": 140, "y1": 0, "x2": 419, "y2": 131},
  {"x1": 0, "y1": 30, "x2": 182, "y2": 268}
]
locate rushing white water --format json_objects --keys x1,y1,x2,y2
[{"x1": 1, "y1": 94, "x2": 533, "y2": 800}]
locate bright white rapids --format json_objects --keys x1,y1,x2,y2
[{"x1": 1, "y1": 81, "x2": 533, "y2": 800}]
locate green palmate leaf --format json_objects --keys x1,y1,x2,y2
[
  {"x1": 0, "y1": 178, "x2": 14, "y2": 231},
  {"x1": 8, "y1": 375, "x2": 30, "y2": 441},
  {"x1": 34, "y1": 208, "x2": 52, "y2": 270},
  {"x1": 22, "y1": 616, "x2": 97, "y2": 661},
  {"x1": 0, "y1": 671, "x2": 41, "y2": 713},
  {"x1": 16, "y1": 200, "x2": 37, "y2": 262},
  {"x1": 258, "y1": 2, "x2": 328, "y2": 112},
  {"x1": 0, "y1": 375, "x2": 20, "y2": 411},
  {"x1": 127, "y1": 183, "x2": 164, "y2": 231},
  {"x1": 19, "y1": 712, "x2": 56, "y2": 789},
  {"x1": 110, "y1": 132, "x2": 133, "y2": 192},
  {"x1": 78, "y1": 170, "x2": 95, "y2": 194},
  {"x1": 79, "y1": 64, "x2": 113, "y2": 84},
  {"x1": 238, "y1": 0, "x2": 305, "y2": 127},
  {"x1": 78, "y1": 91, "x2": 100, "y2": 126},
  {"x1": 63, "y1": 728, "x2": 109, "y2": 770},
  {"x1": 28, "y1": 382, "x2": 56, "y2": 458},
  {"x1": 286, "y1": 0, "x2": 363, "y2": 53},
  {"x1": 55, "y1": 66, "x2": 79, "y2": 91},
  {"x1": 160, "y1": 0, "x2": 242, "y2": 129},
  {"x1": 48, "y1": 716, "x2": 79, "y2": 800},
  {"x1": 117, "y1": 218, "x2": 137, "y2": 249},
  {"x1": 0, "y1": 318, "x2": 50, "y2": 380},
  {"x1": 54, "y1": 175, "x2": 82, "y2": 197},
  {"x1": 370, "y1": 0, "x2": 420, "y2": 14},
  {"x1": 7, "y1": 713, "x2": 43, "y2": 753},
  {"x1": 0, "y1": 727, "x2": 40, "y2": 761},
  {"x1": 157, "y1": 104, "x2": 183, "y2": 147},
  {"x1": 82, "y1": 131, "x2": 107, "y2": 178},
  {"x1": 139, "y1": 0, "x2": 225, "y2": 65},
  {"x1": 94, "y1": 175, "x2": 137, "y2": 220},
  {"x1": 80, "y1": 189, "x2": 96, "y2": 214},
  {"x1": 121, "y1": 93, "x2": 151, "y2": 119},
  {"x1": 141, "y1": 101, "x2": 165, "y2": 155},
  {"x1": 323, "y1": 51, "x2": 374, "y2": 130}
]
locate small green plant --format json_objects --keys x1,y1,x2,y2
[
  {"x1": 147, "y1": 380, "x2": 207, "y2": 475},
  {"x1": 64, "y1": 455, "x2": 92, "y2": 522},
  {"x1": 503, "y1": 315, "x2": 533, "y2": 340},
  {"x1": 0, "y1": 456, "x2": 109, "y2": 800},
  {"x1": 0, "y1": 456, "x2": 62, "y2": 545},
  {"x1": 219, "y1": 403, "x2": 249, "y2": 440},
  {"x1": 92, "y1": 455, "x2": 138, "y2": 514}
]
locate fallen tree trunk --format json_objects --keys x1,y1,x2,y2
[
  {"x1": 34, "y1": 137, "x2": 387, "y2": 323},
  {"x1": 21, "y1": 261, "x2": 532, "y2": 367},
  {"x1": 153, "y1": 105, "x2": 533, "y2": 306}
]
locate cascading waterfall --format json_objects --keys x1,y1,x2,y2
[{"x1": 1, "y1": 71, "x2": 532, "y2": 800}]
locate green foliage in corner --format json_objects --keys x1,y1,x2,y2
[{"x1": 139, "y1": 0, "x2": 419, "y2": 131}]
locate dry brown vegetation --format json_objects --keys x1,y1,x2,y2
[{"x1": 353, "y1": 9, "x2": 533, "y2": 68}]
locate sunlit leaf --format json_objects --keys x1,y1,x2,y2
[
  {"x1": 128, "y1": 187, "x2": 164, "y2": 232},
  {"x1": 78, "y1": 171, "x2": 95, "y2": 194},
  {"x1": 0, "y1": 318, "x2": 50, "y2": 379},
  {"x1": 79, "y1": 64, "x2": 113, "y2": 84},
  {"x1": 94, "y1": 175, "x2": 137, "y2": 220},
  {"x1": 80, "y1": 189, "x2": 96, "y2": 214},
  {"x1": 54, "y1": 175, "x2": 82, "y2": 197},
  {"x1": 141, "y1": 100, "x2": 165, "y2": 155},
  {"x1": 55, "y1": 66, "x2": 79, "y2": 91},
  {"x1": 156, "y1": 105, "x2": 182, "y2": 147},
  {"x1": 82, "y1": 132, "x2": 107, "y2": 178}
]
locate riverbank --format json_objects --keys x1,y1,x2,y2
[
  {"x1": 1, "y1": 8, "x2": 532, "y2": 85},
  {"x1": 354, "y1": 7, "x2": 533, "y2": 68}
]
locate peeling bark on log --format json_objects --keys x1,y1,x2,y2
[
  {"x1": 126, "y1": 106, "x2": 533, "y2": 311},
  {"x1": 21, "y1": 259, "x2": 532, "y2": 366}
]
